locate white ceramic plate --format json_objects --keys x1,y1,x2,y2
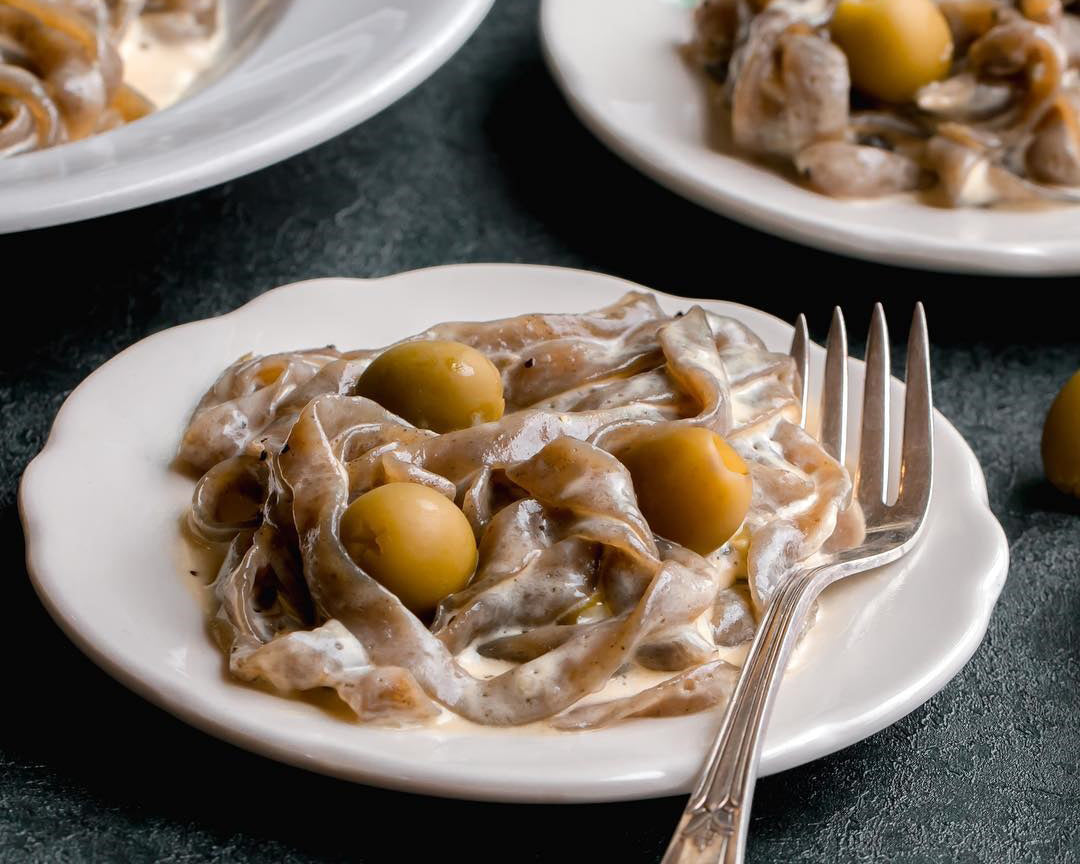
[
  {"x1": 541, "y1": 0, "x2": 1080, "y2": 275},
  {"x1": 0, "y1": 0, "x2": 493, "y2": 234},
  {"x1": 20, "y1": 264, "x2": 1008, "y2": 803}
]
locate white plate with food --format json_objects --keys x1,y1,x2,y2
[
  {"x1": 0, "y1": 0, "x2": 493, "y2": 233},
  {"x1": 541, "y1": 0, "x2": 1080, "y2": 275},
  {"x1": 20, "y1": 264, "x2": 1007, "y2": 802}
]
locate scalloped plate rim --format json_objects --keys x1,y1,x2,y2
[{"x1": 19, "y1": 264, "x2": 1009, "y2": 802}]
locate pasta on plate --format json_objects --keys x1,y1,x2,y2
[
  {"x1": 180, "y1": 293, "x2": 863, "y2": 729},
  {"x1": 690, "y1": 0, "x2": 1080, "y2": 206},
  {"x1": 0, "y1": 0, "x2": 217, "y2": 157}
]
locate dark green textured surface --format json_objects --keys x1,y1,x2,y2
[{"x1": 2, "y1": 3, "x2": 1079, "y2": 862}]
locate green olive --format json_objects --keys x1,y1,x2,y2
[
  {"x1": 618, "y1": 426, "x2": 752, "y2": 556},
  {"x1": 830, "y1": 0, "x2": 953, "y2": 103},
  {"x1": 356, "y1": 340, "x2": 504, "y2": 433},
  {"x1": 341, "y1": 482, "x2": 478, "y2": 616},
  {"x1": 1043, "y1": 371, "x2": 1080, "y2": 498}
]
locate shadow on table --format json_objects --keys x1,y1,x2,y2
[
  {"x1": 1010, "y1": 478, "x2": 1080, "y2": 517},
  {"x1": 483, "y1": 60, "x2": 1080, "y2": 344},
  {"x1": 0, "y1": 170, "x2": 309, "y2": 380},
  {"x1": 0, "y1": 212, "x2": 165, "y2": 370}
]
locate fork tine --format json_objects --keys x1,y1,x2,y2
[
  {"x1": 820, "y1": 307, "x2": 848, "y2": 464},
  {"x1": 857, "y1": 304, "x2": 890, "y2": 514},
  {"x1": 896, "y1": 303, "x2": 933, "y2": 520},
  {"x1": 790, "y1": 313, "x2": 809, "y2": 428}
]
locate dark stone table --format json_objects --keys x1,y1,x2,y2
[{"x1": 2, "y1": 3, "x2": 1078, "y2": 862}]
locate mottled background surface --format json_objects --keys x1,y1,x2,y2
[{"x1": 2, "y1": 3, "x2": 1079, "y2": 862}]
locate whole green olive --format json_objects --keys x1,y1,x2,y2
[
  {"x1": 830, "y1": 0, "x2": 953, "y2": 103},
  {"x1": 340, "y1": 482, "x2": 478, "y2": 616},
  {"x1": 1043, "y1": 370, "x2": 1080, "y2": 498},
  {"x1": 617, "y1": 426, "x2": 753, "y2": 556},
  {"x1": 356, "y1": 340, "x2": 504, "y2": 433}
]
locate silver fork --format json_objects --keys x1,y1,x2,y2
[{"x1": 662, "y1": 304, "x2": 934, "y2": 864}]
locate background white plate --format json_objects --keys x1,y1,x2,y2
[
  {"x1": 0, "y1": 0, "x2": 493, "y2": 233},
  {"x1": 541, "y1": 0, "x2": 1080, "y2": 275},
  {"x1": 19, "y1": 265, "x2": 1008, "y2": 803}
]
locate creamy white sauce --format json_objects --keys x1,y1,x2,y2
[
  {"x1": 957, "y1": 160, "x2": 999, "y2": 209},
  {"x1": 177, "y1": 519, "x2": 225, "y2": 616},
  {"x1": 119, "y1": 12, "x2": 225, "y2": 109}
]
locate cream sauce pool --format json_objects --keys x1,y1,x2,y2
[{"x1": 120, "y1": 10, "x2": 226, "y2": 109}]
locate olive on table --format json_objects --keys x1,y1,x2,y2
[
  {"x1": 340, "y1": 482, "x2": 478, "y2": 616},
  {"x1": 830, "y1": 0, "x2": 954, "y2": 104},
  {"x1": 1043, "y1": 371, "x2": 1080, "y2": 498},
  {"x1": 356, "y1": 340, "x2": 504, "y2": 433},
  {"x1": 617, "y1": 426, "x2": 753, "y2": 556}
]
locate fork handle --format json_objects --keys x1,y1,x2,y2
[{"x1": 661, "y1": 569, "x2": 823, "y2": 864}]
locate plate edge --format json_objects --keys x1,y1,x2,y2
[
  {"x1": 537, "y1": 0, "x2": 1080, "y2": 276},
  {"x1": 18, "y1": 264, "x2": 1012, "y2": 801}
]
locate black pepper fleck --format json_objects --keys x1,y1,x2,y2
[{"x1": 524, "y1": 357, "x2": 535, "y2": 368}]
